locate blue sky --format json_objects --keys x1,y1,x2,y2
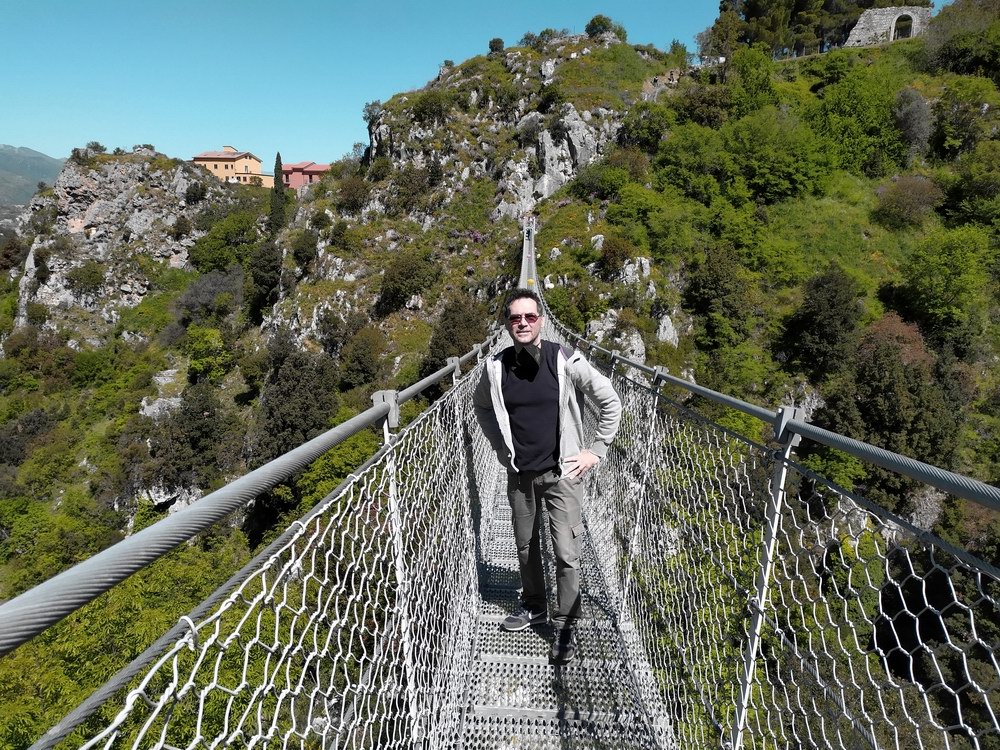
[{"x1": 0, "y1": 0, "x2": 719, "y2": 166}]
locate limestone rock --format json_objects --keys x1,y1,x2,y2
[
  {"x1": 140, "y1": 396, "x2": 182, "y2": 420},
  {"x1": 656, "y1": 316, "x2": 679, "y2": 348},
  {"x1": 140, "y1": 483, "x2": 203, "y2": 515}
]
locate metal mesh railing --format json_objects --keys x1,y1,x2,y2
[
  {"x1": 70, "y1": 367, "x2": 497, "y2": 750},
  {"x1": 539, "y1": 311, "x2": 1000, "y2": 750}
]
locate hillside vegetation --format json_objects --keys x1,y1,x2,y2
[{"x1": 0, "y1": 2, "x2": 999, "y2": 746}]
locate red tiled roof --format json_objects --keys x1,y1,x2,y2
[
  {"x1": 282, "y1": 161, "x2": 331, "y2": 173},
  {"x1": 193, "y1": 150, "x2": 261, "y2": 161}
]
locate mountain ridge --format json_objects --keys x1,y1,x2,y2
[{"x1": 0, "y1": 145, "x2": 65, "y2": 206}]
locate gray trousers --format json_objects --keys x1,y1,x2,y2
[{"x1": 507, "y1": 469, "x2": 585, "y2": 630}]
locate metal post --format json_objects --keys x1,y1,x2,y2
[
  {"x1": 447, "y1": 356, "x2": 460, "y2": 387},
  {"x1": 371, "y1": 390, "x2": 422, "y2": 745},
  {"x1": 728, "y1": 405, "x2": 805, "y2": 750}
]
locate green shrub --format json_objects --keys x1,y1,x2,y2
[
  {"x1": 570, "y1": 164, "x2": 630, "y2": 201},
  {"x1": 25, "y1": 302, "x2": 48, "y2": 326},
  {"x1": 419, "y1": 294, "x2": 488, "y2": 380},
  {"x1": 368, "y1": 157, "x2": 392, "y2": 182},
  {"x1": 289, "y1": 229, "x2": 319, "y2": 270},
  {"x1": 185, "y1": 325, "x2": 234, "y2": 382},
  {"x1": 377, "y1": 250, "x2": 439, "y2": 315},
  {"x1": 72, "y1": 349, "x2": 114, "y2": 387},
  {"x1": 337, "y1": 175, "x2": 371, "y2": 213},
  {"x1": 412, "y1": 89, "x2": 456, "y2": 125},
  {"x1": 65, "y1": 261, "x2": 105, "y2": 297},
  {"x1": 170, "y1": 215, "x2": 192, "y2": 240},
  {"x1": 189, "y1": 212, "x2": 258, "y2": 272},
  {"x1": 185, "y1": 181, "x2": 207, "y2": 204},
  {"x1": 339, "y1": 326, "x2": 387, "y2": 390},
  {"x1": 585, "y1": 14, "x2": 614, "y2": 38},
  {"x1": 872, "y1": 175, "x2": 943, "y2": 229},
  {"x1": 310, "y1": 209, "x2": 332, "y2": 230}
]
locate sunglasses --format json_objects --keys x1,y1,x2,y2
[{"x1": 508, "y1": 313, "x2": 540, "y2": 324}]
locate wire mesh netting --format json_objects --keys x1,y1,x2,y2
[{"x1": 78, "y1": 370, "x2": 493, "y2": 749}]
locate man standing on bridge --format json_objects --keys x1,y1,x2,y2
[{"x1": 473, "y1": 288, "x2": 621, "y2": 663}]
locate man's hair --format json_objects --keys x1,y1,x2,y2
[{"x1": 503, "y1": 288, "x2": 542, "y2": 318}]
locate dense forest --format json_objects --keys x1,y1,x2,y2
[{"x1": 1, "y1": 0, "x2": 999, "y2": 746}]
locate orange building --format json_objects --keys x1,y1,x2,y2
[{"x1": 192, "y1": 146, "x2": 274, "y2": 188}]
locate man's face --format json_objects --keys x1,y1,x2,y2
[{"x1": 506, "y1": 297, "x2": 543, "y2": 347}]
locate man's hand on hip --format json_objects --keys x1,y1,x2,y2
[{"x1": 564, "y1": 449, "x2": 600, "y2": 478}]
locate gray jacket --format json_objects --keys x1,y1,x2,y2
[{"x1": 472, "y1": 343, "x2": 622, "y2": 475}]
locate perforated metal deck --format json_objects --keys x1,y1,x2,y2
[{"x1": 459, "y1": 482, "x2": 674, "y2": 749}]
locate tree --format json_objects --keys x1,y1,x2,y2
[
  {"x1": 697, "y1": 9, "x2": 745, "y2": 72},
  {"x1": 783, "y1": 267, "x2": 863, "y2": 380},
  {"x1": 488, "y1": 37, "x2": 504, "y2": 57},
  {"x1": 685, "y1": 244, "x2": 759, "y2": 350},
  {"x1": 252, "y1": 344, "x2": 339, "y2": 466},
  {"x1": 893, "y1": 88, "x2": 932, "y2": 164},
  {"x1": 290, "y1": 229, "x2": 319, "y2": 272},
  {"x1": 362, "y1": 100, "x2": 383, "y2": 128},
  {"x1": 268, "y1": 152, "x2": 287, "y2": 234},
  {"x1": 654, "y1": 121, "x2": 734, "y2": 205},
  {"x1": 339, "y1": 327, "x2": 386, "y2": 390},
  {"x1": 618, "y1": 101, "x2": 674, "y2": 153},
  {"x1": 812, "y1": 66, "x2": 907, "y2": 177},
  {"x1": 931, "y1": 75, "x2": 1000, "y2": 160},
  {"x1": 337, "y1": 174, "x2": 371, "y2": 213},
  {"x1": 185, "y1": 181, "x2": 207, "y2": 204},
  {"x1": 728, "y1": 45, "x2": 776, "y2": 118},
  {"x1": 189, "y1": 212, "x2": 258, "y2": 272},
  {"x1": 419, "y1": 294, "x2": 488, "y2": 382},
  {"x1": 376, "y1": 250, "x2": 439, "y2": 315},
  {"x1": 585, "y1": 14, "x2": 614, "y2": 38},
  {"x1": 946, "y1": 139, "x2": 1000, "y2": 225},
  {"x1": 245, "y1": 242, "x2": 281, "y2": 323},
  {"x1": 723, "y1": 106, "x2": 831, "y2": 204},
  {"x1": 185, "y1": 325, "x2": 234, "y2": 383},
  {"x1": 902, "y1": 225, "x2": 991, "y2": 339},
  {"x1": 872, "y1": 175, "x2": 943, "y2": 229}
]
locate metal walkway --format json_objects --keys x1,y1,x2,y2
[{"x1": 461, "y1": 479, "x2": 671, "y2": 749}]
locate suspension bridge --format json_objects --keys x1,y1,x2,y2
[{"x1": 2, "y1": 219, "x2": 1000, "y2": 749}]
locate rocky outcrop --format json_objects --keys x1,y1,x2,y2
[
  {"x1": 10, "y1": 151, "x2": 220, "y2": 343},
  {"x1": 494, "y1": 104, "x2": 621, "y2": 219}
]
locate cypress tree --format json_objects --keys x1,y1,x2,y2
[{"x1": 269, "y1": 152, "x2": 287, "y2": 234}]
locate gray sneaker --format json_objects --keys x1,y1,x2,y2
[
  {"x1": 502, "y1": 605, "x2": 546, "y2": 631},
  {"x1": 550, "y1": 628, "x2": 577, "y2": 663}
]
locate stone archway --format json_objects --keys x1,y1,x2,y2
[
  {"x1": 845, "y1": 6, "x2": 932, "y2": 47},
  {"x1": 893, "y1": 15, "x2": 914, "y2": 41}
]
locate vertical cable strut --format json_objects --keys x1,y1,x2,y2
[{"x1": 728, "y1": 405, "x2": 806, "y2": 750}]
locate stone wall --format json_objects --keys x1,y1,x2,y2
[{"x1": 845, "y1": 6, "x2": 932, "y2": 47}]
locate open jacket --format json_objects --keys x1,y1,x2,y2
[{"x1": 472, "y1": 342, "x2": 622, "y2": 476}]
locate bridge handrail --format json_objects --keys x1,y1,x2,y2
[
  {"x1": 522, "y1": 226, "x2": 1000, "y2": 514},
  {"x1": 0, "y1": 332, "x2": 502, "y2": 657}
]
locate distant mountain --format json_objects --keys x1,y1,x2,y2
[{"x1": 0, "y1": 144, "x2": 64, "y2": 206}]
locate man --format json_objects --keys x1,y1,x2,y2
[{"x1": 473, "y1": 288, "x2": 622, "y2": 663}]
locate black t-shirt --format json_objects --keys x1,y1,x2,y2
[{"x1": 501, "y1": 341, "x2": 560, "y2": 472}]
